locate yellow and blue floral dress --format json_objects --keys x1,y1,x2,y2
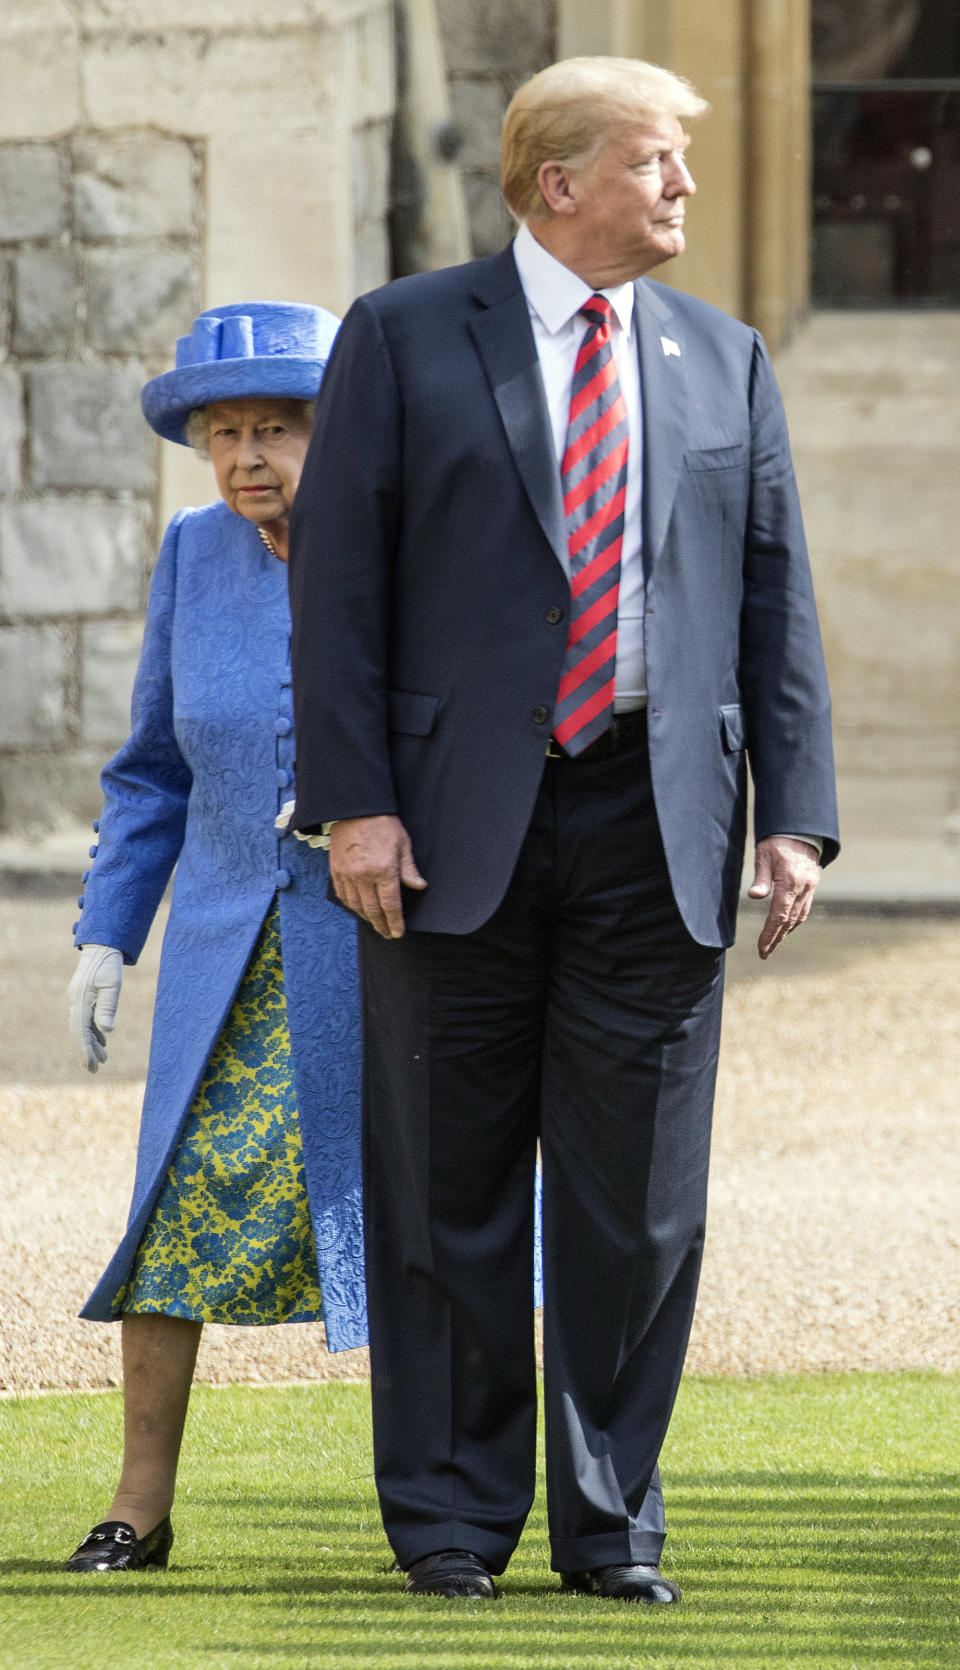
[{"x1": 117, "y1": 904, "x2": 323, "y2": 1324}]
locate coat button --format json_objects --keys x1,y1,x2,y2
[
  {"x1": 532, "y1": 706, "x2": 549, "y2": 725},
  {"x1": 82, "y1": 870, "x2": 90, "y2": 883},
  {"x1": 89, "y1": 844, "x2": 98, "y2": 859},
  {"x1": 274, "y1": 868, "x2": 291, "y2": 890},
  {"x1": 72, "y1": 922, "x2": 79, "y2": 935},
  {"x1": 546, "y1": 606, "x2": 563, "y2": 624},
  {"x1": 92, "y1": 819, "x2": 100, "y2": 833},
  {"x1": 275, "y1": 716, "x2": 292, "y2": 736},
  {"x1": 275, "y1": 768, "x2": 292, "y2": 788},
  {"x1": 77, "y1": 896, "x2": 84, "y2": 909}
]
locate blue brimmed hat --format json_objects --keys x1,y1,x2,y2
[{"x1": 141, "y1": 301, "x2": 341, "y2": 445}]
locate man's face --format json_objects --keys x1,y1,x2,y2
[{"x1": 567, "y1": 116, "x2": 695, "y2": 283}]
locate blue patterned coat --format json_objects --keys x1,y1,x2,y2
[{"x1": 76, "y1": 500, "x2": 367, "y2": 1349}]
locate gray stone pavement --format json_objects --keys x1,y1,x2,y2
[
  {"x1": 2, "y1": 866, "x2": 959, "y2": 1390},
  {"x1": 5, "y1": 797, "x2": 960, "y2": 912}
]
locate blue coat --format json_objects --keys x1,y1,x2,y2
[{"x1": 76, "y1": 500, "x2": 366, "y2": 1349}]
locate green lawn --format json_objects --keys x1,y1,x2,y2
[{"x1": 1, "y1": 1373, "x2": 957, "y2": 1669}]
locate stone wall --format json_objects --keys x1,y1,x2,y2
[
  {"x1": 0, "y1": 0, "x2": 394, "y2": 834},
  {"x1": 437, "y1": 0, "x2": 556, "y2": 257},
  {"x1": 0, "y1": 131, "x2": 202, "y2": 829}
]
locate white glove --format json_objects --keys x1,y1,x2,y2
[{"x1": 68, "y1": 944, "x2": 124, "y2": 1073}]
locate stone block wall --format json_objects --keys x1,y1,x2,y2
[
  {"x1": 437, "y1": 0, "x2": 556, "y2": 256},
  {"x1": 0, "y1": 0, "x2": 394, "y2": 836},
  {"x1": 0, "y1": 132, "x2": 202, "y2": 832}
]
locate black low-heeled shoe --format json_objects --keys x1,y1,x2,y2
[{"x1": 64, "y1": 1516, "x2": 174, "y2": 1573}]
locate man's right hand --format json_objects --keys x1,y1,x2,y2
[{"x1": 329, "y1": 815, "x2": 427, "y2": 939}]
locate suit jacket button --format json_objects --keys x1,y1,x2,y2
[
  {"x1": 546, "y1": 606, "x2": 563, "y2": 624},
  {"x1": 532, "y1": 706, "x2": 549, "y2": 725},
  {"x1": 274, "y1": 868, "x2": 292, "y2": 890},
  {"x1": 275, "y1": 716, "x2": 292, "y2": 736}
]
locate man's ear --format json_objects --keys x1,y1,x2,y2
[{"x1": 536, "y1": 161, "x2": 578, "y2": 217}]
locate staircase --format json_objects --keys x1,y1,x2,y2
[{"x1": 774, "y1": 311, "x2": 960, "y2": 901}]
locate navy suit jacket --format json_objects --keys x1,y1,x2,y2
[{"x1": 288, "y1": 245, "x2": 838, "y2": 947}]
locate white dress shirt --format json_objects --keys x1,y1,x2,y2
[{"x1": 513, "y1": 221, "x2": 646, "y2": 710}]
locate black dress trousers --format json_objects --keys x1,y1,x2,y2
[{"x1": 358, "y1": 719, "x2": 726, "y2": 1574}]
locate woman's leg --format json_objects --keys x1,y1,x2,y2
[{"x1": 106, "y1": 1314, "x2": 203, "y2": 1537}]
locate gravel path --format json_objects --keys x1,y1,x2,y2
[{"x1": 2, "y1": 901, "x2": 958, "y2": 1389}]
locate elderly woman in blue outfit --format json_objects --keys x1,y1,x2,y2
[{"x1": 64, "y1": 302, "x2": 365, "y2": 1574}]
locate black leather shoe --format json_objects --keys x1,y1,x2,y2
[
  {"x1": 64, "y1": 1517, "x2": 173, "y2": 1573},
  {"x1": 561, "y1": 1563, "x2": 681, "y2": 1604},
  {"x1": 404, "y1": 1549, "x2": 497, "y2": 1598}
]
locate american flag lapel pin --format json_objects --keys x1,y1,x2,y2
[{"x1": 660, "y1": 335, "x2": 681, "y2": 358}]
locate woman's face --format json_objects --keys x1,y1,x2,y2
[{"x1": 206, "y1": 398, "x2": 313, "y2": 526}]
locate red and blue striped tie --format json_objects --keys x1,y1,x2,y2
[{"x1": 552, "y1": 294, "x2": 628, "y2": 756}]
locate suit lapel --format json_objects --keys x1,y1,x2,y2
[
  {"x1": 635, "y1": 280, "x2": 687, "y2": 579},
  {"x1": 468, "y1": 252, "x2": 569, "y2": 578},
  {"x1": 466, "y1": 257, "x2": 690, "y2": 583}
]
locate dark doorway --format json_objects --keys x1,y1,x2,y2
[{"x1": 812, "y1": 1, "x2": 960, "y2": 304}]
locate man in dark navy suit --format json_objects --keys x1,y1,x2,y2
[{"x1": 289, "y1": 56, "x2": 838, "y2": 1603}]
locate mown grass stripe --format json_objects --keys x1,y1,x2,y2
[{"x1": 0, "y1": 1373, "x2": 956, "y2": 1670}]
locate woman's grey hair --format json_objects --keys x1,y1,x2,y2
[
  {"x1": 184, "y1": 399, "x2": 317, "y2": 456},
  {"x1": 184, "y1": 407, "x2": 213, "y2": 454}
]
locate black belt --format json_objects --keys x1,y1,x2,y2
[{"x1": 545, "y1": 706, "x2": 647, "y2": 762}]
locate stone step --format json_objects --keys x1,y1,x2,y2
[
  {"x1": 774, "y1": 310, "x2": 960, "y2": 791},
  {"x1": 786, "y1": 395, "x2": 960, "y2": 449},
  {"x1": 775, "y1": 310, "x2": 960, "y2": 399}
]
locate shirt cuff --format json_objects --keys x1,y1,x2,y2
[
  {"x1": 296, "y1": 821, "x2": 337, "y2": 850},
  {"x1": 274, "y1": 800, "x2": 337, "y2": 850}
]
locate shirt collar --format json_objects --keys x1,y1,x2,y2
[{"x1": 513, "y1": 221, "x2": 636, "y2": 340}]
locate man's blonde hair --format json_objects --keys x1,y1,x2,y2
[{"x1": 501, "y1": 57, "x2": 708, "y2": 222}]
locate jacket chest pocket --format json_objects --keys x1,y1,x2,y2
[
  {"x1": 685, "y1": 442, "x2": 749, "y2": 472},
  {"x1": 682, "y1": 444, "x2": 750, "y2": 543}
]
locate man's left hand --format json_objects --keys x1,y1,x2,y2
[{"x1": 748, "y1": 836, "x2": 822, "y2": 960}]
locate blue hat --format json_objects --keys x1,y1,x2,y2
[{"x1": 141, "y1": 301, "x2": 341, "y2": 445}]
